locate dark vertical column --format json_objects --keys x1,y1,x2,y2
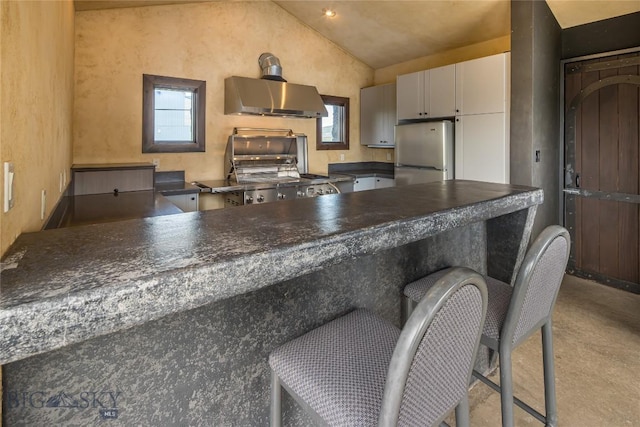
[
  {"x1": 487, "y1": 205, "x2": 538, "y2": 285},
  {"x1": 511, "y1": 0, "x2": 562, "y2": 238}
]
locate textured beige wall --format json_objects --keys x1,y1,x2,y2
[
  {"x1": 74, "y1": 1, "x2": 390, "y2": 182},
  {"x1": 374, "y1": 35, "x2": 511, "y2": 85},
  {"x1": 0, "y1": 0, "x2": 75, "y2": 257}
]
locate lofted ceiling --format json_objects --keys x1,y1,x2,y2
[{"x1": 74, "y1": 0, "x2": 640, "y2": 69}]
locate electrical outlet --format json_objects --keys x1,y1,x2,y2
[
  {"x1": 386, "y1": 152, "x2": 392, "y2": 161},
  {"x1": 340, "y1": 154, "x2": 345, "y2": 161},
  {"x1": 40, "y1": 189, "x2": 46, "y2": 220},
  {"x1": 152, "y1": 158, "x2": 160, "y2": 167}
]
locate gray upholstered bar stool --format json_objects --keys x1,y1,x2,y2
[
  {"x1": 403, "y1": 225, "x2": 570, "y2": 427},
  {"x1": 268, "y1": 267, "x2": 488, "y2": 427}
]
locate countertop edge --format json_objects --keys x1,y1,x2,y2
[{"x1": 0, "y1": 186, "x2": 543, "y2": 364}]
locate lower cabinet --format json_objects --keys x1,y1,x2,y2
[
  {"x1": 353, "y1": 177, "x2": 395, "y2": 192},
  {"x1": 375, "y1": 177, "x2": 395, "y2": 189},
  {"x1": 165, "y1": 193, "x2": 199, "y2": 212},
  {"x1": 353, "y1": 177, "x2": 376, "y2": 192}
]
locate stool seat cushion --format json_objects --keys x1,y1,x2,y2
[
  {"x1": 269, "y1": 309, "x2": 401, "y2": 426},
  {"x1": 404, "y1": 269, "x2": 512, "y2": 342}
]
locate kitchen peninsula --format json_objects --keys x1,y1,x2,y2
[{"x1": 1, "y1": 181, "x2": 542, "y2": 425}]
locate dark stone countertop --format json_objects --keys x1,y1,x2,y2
[
  {"x1": 0, "y1": 180, "x2": 543, "y2": 364},
  {"x1": 155, "y1": 181, "x2": 204, "y2": 196},
  {"x1": 44, "y1": 191, "x2": 184, "y2": 230},
  {"x1": 72, "y1": 162, "x2": 155, "y2": 171},
  {"x1": 337, "y1": 169, "x2": 395, "y2": 179},
  {"x1": 154, "y1": 170, "x2": 204, "y2": 196},
  {"x1": 193, "y1": 174, "x2": 354, "y2": 194},
  {"x1": 328, "y1": 161, "x2": 395, "y2": 179}
]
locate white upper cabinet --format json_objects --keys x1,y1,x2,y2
[
  {"x1": 360, "y1": 83, "x2": 397, "y2": 147},
  {"x1": 455, "y1": 53, "x2": 509, "y2": 115},
  {"x1": 396, "y1": 70, "x2": 425, "y2": 120},
  {"x1": 396, "y1": 64, "x2": 455, "y2": 121}
]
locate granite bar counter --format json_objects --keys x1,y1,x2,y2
[{"x1": 1, "y1": 180, "x2": 542, "y2": 425}]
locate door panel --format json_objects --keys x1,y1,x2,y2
[{"x1": 564, "y1": 52, "x2": 640, "y2": 292}]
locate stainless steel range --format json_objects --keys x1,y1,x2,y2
[{"x1": 222, "y1": 128, "x2": 341, "y2": 207}]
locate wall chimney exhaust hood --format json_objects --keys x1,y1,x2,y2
[
  {"x1": 225, "y1": 76, "x2": 328, "y2": 119},
  {"x1": 225, "y1": 53, "x2": 327, "y2": 119}
]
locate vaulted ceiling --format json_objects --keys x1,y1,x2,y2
[{"x1": 74, "y1": 0, "x2": 640, "y2": 69}]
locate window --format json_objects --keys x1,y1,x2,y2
[
  {"x1": 142, "y1": 74, "x2": 206, "y2": 153},
  {"x1": 316, "y1": 95, "x2": 349, "y2": 150}
]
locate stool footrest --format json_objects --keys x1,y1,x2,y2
[{"x1": 472, "y1": 370, "x2": 547, "y2": 424}]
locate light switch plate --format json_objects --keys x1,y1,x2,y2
[{"x1": 4, "y1": 162, "x2": 15, "y2": 213}]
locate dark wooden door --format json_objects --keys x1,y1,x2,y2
[{"x1": 564, "y1": 52, "x2": 640, "y2": 293}]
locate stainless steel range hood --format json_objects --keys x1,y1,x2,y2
[{"x1": 225, "y1": 76, "x2": 328, "y2": 119}]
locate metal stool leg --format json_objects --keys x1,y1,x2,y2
[
  {"x1": 499, "y1": 345, "x2": 515, "y2": 427},
  {"x1": 402, "y1": 296, "x2": 416, "y2": 325},
  {"x1": 455, "y1": 394, "x2": 470, "y2": 427},
  {"x1": 542, "y1": 320, "x2": 558, "y2": 427},
  {"x1": 271, "y1": 371, "x2": 282, "y2": 427}
]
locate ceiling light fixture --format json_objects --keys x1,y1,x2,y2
[{"x1": 322, "y1": 8, "x2": 336, "y2": 18}]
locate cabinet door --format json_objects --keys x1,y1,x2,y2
[
  {"x1": 165, "y1": 194, "x2": 199, "y2": 212},
  {"x1": 73, "y1": 169, "x2": 154, "y2": 195},
  {"x1": 429, "y1": 64, "x2": 456, "y2": 118},
  {"x1": 454, "y1": 113, "x2": 509, "y2": 184},
  {"x1": 381, "y1": 84, "x2": 397, "y2": 145},
  {"x1": 361, "y1": 84, "x2": 396, "y2": 146},
  {"x1": 353, "y1": 177, "x2": 376, "y2": 192},
  {"x1": 360, "y1": 86, "x2": 383, "y2": 146},
  {"x1": 455, "y1": 53, "x2": 507, "y2": 115},
  {"x1": 396, "y1": 71, "x2": 424, "y2": 120},
  {"x1": 375, "y1": 177, "x2": 395, "y2": 188}
]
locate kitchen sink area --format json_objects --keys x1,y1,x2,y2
[{"x1": 44, "y1": 164, "x2": 205, "y2": 229}]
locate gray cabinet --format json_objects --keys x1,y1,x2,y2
[
  {"x1": 396, "y1": 64, "x2": 455, "y2": 120},
  {"x1": 165, "y1": 193, "x2": 199, "y2": 212},
  {"x1": 374, "y1": 177, "x2": 395, "y2": 188},
  {"x1": 360, "y1": 83, "x2": 396, "y2": 147},
  {"x1": 71, "y1": 163, "x2": 155, "y2": 196},
  {"x1": 353, "y1": 176, "x2": 395, "y2": 192},
  {"x1": 353, "y1": 177, "x2": 376, "y2": 192}
]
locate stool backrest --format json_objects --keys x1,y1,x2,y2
[
  {"x1": 504, "y1": 225, "x2": 571, "y2": 346},
  {"x1": 379, "y1": 267, "x2": 488, "y2": 427}
]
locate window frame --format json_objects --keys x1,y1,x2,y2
[
  {"x1": 142, "y1": 74, "x2": 206, "y2": 153},
  {"x1": 316, "y1": 94, "x2": 349, "y2": 151}
]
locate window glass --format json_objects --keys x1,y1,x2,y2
[
  {"x1": 154, "y1": 89, "x2": 194, "y2": 142},
  {"x1": 316, "y1": 95, "x2": 349, "y2": 151},
  {"x1": 322, "y1": 104, "x2": 344, "y2": 143},
  {"x1": 142, "y1": 74, "x2": 206, "y2": 153}
]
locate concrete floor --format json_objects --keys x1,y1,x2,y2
[{"x1": 454, "y1": 274, "x2": 640, "y2": 426}]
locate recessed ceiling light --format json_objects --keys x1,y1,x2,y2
[{"x1": 322, "y1": 8, "x2": 336, "y2": 18}]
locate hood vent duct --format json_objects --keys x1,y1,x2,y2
[
  {"x1": 224, "y1": 53, "x2": 327, "y2": 119},
  {"x1": 259, "y1": 53, "x2": 286, "y2": 82}
]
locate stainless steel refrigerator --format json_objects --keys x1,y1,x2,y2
[{"x1": 394, "y1": 120, "x2": 454, "y2": 186}]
